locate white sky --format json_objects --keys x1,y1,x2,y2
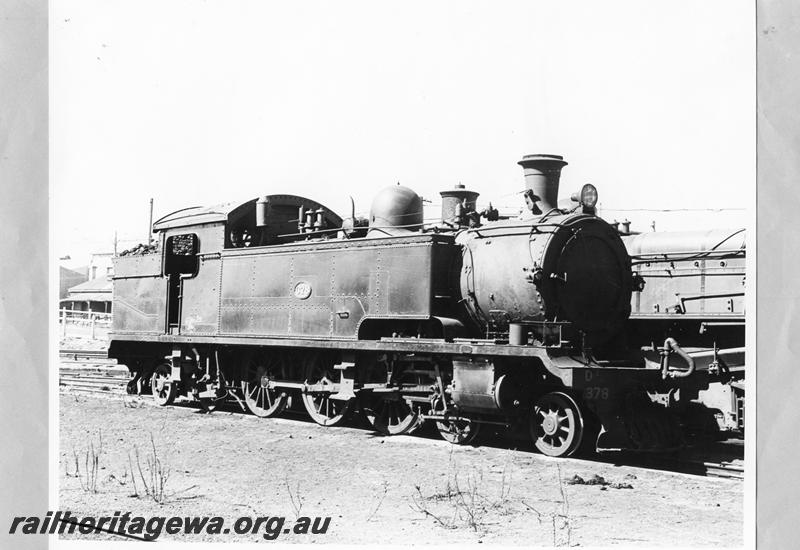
[{"x1": 52, "y1": 0, "x2": 753, "y2": 266}]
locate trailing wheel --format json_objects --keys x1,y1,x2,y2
[
  {"x1": 151, "y1": 362, "x2": 177, "y2": 406},
  {"x1": 302, "y1": 358, "x2": 351, "y2": 427},
  {"x1": 242, "y1": 355, "x2": 288, "y2": 418},
  {"x1": 531, "y1": 392, "x2": 584, "y2": 457},
  {"x1": 361, "y1": 392, "x2": 420, "y2": 436}
]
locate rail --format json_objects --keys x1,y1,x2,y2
[{"x1": 59, "y1": 349, "x2": 110, "y2": 361}]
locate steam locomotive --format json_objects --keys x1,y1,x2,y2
[
  {"x1": 109, "y1": 154, "x2": 730, "y2": 457},
  {"x1": 622, "y1": 228, "x2": 746, "y2": 434}
]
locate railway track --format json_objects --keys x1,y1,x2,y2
[
  {"x1": 58, "y1": 349, "x2": 128, "y2": 394},
  {"x1": 59, "y1": 349, "x2": 119, "y2": 369},
  {"x1": 612, "y1": 453, "x2": 744, "y2": 481},
  {"x1": 697, "y1": 461, "x2": 744, "y2": 480},
  {"x1": 59, "y1": 370, "x2": 129, "y2": 395},
  {"x1": 59, "y1": 349, "x2": 109, "y2": 360}
]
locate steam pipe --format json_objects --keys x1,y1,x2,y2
[{"x1": 661, "y1": 337, "x2": 696, "y2": 379}]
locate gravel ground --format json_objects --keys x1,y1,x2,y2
[
  {"x1": 58, "y1": 391, "x2": 743, "y2": 546},
  {"x1": 59, "y1": 334, "x2": 109, "y2": 351}
]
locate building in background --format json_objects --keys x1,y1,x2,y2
[
  {"x1": 60, "y1": 277, "x2": 112, "y2": 312},
  {"x1": 86, "y1": 252, "x2": 114, "y2": 280},
  {"x1": 59, "y1": 265, "x2": 88, "y2": 299},
  {"x1": 59, "y1": 252, "x2": 114, "y2": 312}
]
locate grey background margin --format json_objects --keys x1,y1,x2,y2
[
  {"x1": 756, "y1": 0, "x2": 800, "y2": 548},
  {"x1": 0, "y1": 0, "x2": 49, "y2": 549}
]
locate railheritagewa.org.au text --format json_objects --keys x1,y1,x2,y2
[{"x1": 9, "y1": 511, "x2": 331, "y2": 541}]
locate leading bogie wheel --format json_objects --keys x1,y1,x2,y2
[
  {"x1": 531, "y1": 391, "x2": 584, "y2": 457},
  {"x1": 302, "y1": 359, "x2": 351, "y2": 427},
  {"x1": 151, "y1": 362, "x2": 177, "y2": 406}
]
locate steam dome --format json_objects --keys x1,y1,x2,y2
[{"x1": 368, "y1": 185, "x2": 423, "y2": 236}]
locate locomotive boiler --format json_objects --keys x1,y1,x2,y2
[{"x1": 109, "y1": 154, "x2": 697, "y2": 457}]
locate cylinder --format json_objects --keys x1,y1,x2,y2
[
  {"x1": 508, "y1": 323, "x2": 528, "y2": 345},
  {"x1": 517, "y1": 154, "x2": 568, "y2": 213}
]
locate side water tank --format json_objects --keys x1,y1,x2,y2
[{"x1": 368, "y1": 185, "x2": 424, "y2": 236}]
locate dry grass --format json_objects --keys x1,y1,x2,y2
[
  {"x1": 68, "y1": 430, "x2": 103, "y2": 493},
  {"x1": 410, "y1": 454, "x2": 578, "y2": 546},
  {"x1": 522, "y1": 465, "x2": 575, "y2": 547},
  {"x1": 366, "y1": 480, "x2": 390, "y2": 522},
  {"x1": 130, "y1": 433, "x2": 171, "y2": 504},
  {"x1": 409, "y1": 450, "x2": 513, "y2": 533},
  {"x1": 286, "y1": 478, "x2": 304, "y2": 518}
]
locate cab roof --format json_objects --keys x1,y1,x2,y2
[
  {"x1": 152, "y1": 202, "x2": 238, "y2": 231},
  {"x1": 151, "y1": 195, "x2": 343, "y2": 232}
]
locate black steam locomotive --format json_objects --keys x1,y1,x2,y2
[{"x1": 109, "y1": 154, "x2": 722, "y2": 457}]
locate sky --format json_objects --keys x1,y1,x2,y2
[{"x1": 51, "y1": 0, "x2": 754, "y2": 267}]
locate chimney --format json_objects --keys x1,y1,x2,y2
[{"x1": 517, "y1": 154, "x2": 568, "y2": 213}]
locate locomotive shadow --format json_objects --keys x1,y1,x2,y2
[
  {"x1": 165, "y1": 396, "x2": 742, "y2": 478},
  {"x1": 168, "y1": 396, "x2": 511, "y2": 446}
]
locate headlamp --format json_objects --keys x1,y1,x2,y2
[{"x1": 580, "y1": 183, "x2": 598, "y2": 209}]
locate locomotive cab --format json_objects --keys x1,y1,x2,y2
[{"x1": 224, "y1": 195, "x2": 342, "y2": 247}]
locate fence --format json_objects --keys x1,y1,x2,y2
[{"x1": 59, "y1": 309, "x2": 112, "y2": 340}]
